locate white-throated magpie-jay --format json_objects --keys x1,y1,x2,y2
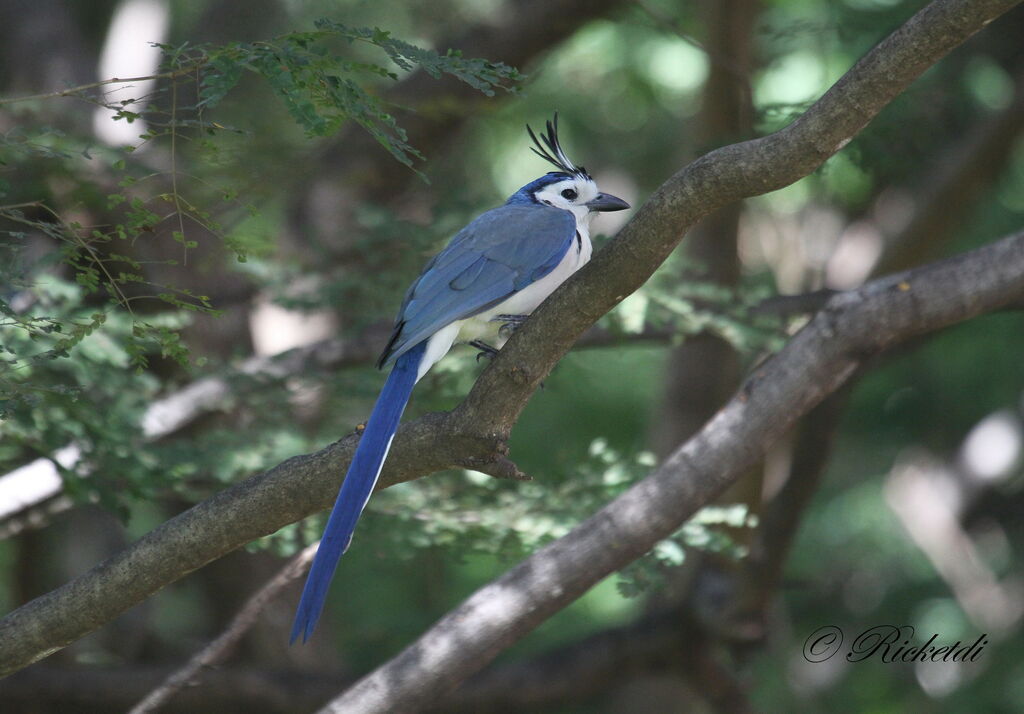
[{"x1": 291, "y1": 115, "x2": 629, "y2": 642}]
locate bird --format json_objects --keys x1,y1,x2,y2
[{"x1": 290, "y1": 115, "x2": 630, "y2": 643}]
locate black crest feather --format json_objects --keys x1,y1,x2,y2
[{"x1": 526, "y1": 113, "x2": 589, "y2": 179}]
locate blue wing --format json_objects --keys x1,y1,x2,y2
[{"x1": 378, "y1": 204, "x2": 576, "y2": 367}]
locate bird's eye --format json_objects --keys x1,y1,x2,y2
[{"x1": 560, "y1": 188, "x2": 578, "y2": 200}]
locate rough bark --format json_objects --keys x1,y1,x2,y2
[{"x1": 0, "y1": 0, "x2": 1019, "y2": 686}]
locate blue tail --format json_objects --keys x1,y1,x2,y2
[{"x1": 290, "y1": 341, "x2": 426, "y2": 643}]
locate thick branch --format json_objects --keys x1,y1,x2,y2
[
  {"x1": 449, "y1": 0, "x2": 1022, "y2": 436},
  {"x1": 326, "y1": 230, "x2": 1024, "y2": 712},
  {"x1": 0, "y1": 408, "x2": 480, "y2": 677},
  {"x1": 0, "y1": 0, "x2": 1017, "y2": 679}
]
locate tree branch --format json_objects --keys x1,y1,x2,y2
[
  {"x1": 446, "y1": 0, "x2": 1022, "y2": 438},
  {"x1": 324, "y1": 230, "x2": 1024, "y2": 712},
  {"x1": 0, "y1": 322, "x2": 669, "y2": 536},
  {"x1": 0, "y1": 0, "x2": 1017, "y2": 681}
]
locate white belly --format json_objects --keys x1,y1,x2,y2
[{"x1": 416, "y1": 227, "x2": 592, "y2": 381}]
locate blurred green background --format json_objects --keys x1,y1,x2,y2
[{"x1": 1, "y1": 0, "x2": 1023, "y2": 711}]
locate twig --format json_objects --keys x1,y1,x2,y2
[
  {"x1": 873, "y1": 68, "x2": 1024, "y2": 275},
  {"x1": 743, "y1": 389, "x2": 850, "y2": 616},
  {"x1": 0, "y1": 68, "x2": 197, "y2": 106},
  {"x1": 127, "y1": 542, "x2": 319, "y2": 714}
]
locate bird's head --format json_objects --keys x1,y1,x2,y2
[{"x1": 506, "y1": 115, "x2": 629, "y2": 225}]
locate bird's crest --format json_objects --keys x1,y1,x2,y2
[{"x1": 527, "y1": 113, "x2": 590, "y2": 180}]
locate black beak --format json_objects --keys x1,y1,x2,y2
[{"x1": 586, "y1": 192, "x2": 631, "y2": 212}]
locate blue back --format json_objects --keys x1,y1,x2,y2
[{"x1": 379, "y1": 202, "x2": 576, "y2": 367}]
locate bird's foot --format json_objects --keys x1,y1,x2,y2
[
  {"x1": 470, "y1": 336, "x2": 546, "y2": 389},
  {"x1": 491, "y1": 313, "x2": 530, "y2": 339},
  {"x1": 468, "y1": 339, "x2": 499, "y2": 362}
]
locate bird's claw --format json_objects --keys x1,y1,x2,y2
[
  {"x1": 468, "y1": 339, "x2": 499, "y2": 362},
  {"x1": 492, "y1": 313, "x2": 529, "y2": 339}
]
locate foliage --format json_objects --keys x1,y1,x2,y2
[
  {"x1": 0, "y1": 17, "x2": 520, "y2": 414},
  {"x1": 0, "y1": 278, "x2": 167, "y2": 517},
  {"x1": 188, "y1": 19, "x2": 520, "y2": 165},
  {"x1": 608, "y1": 267, "x2": 788, "y2": 358}
]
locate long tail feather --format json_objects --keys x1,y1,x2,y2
[{"x1": 290, "y1": 341, "x2": 426, "y2": 643}]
